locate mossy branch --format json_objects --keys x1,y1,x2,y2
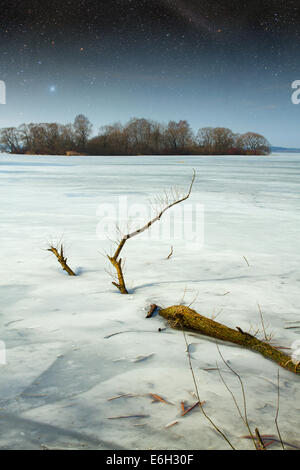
[
  {"x1": 157, "y1": 305, "x2": 300, "y2": 375},
  {"x1": 48, "y1": 244, "x2": 76, "y2": 276}
]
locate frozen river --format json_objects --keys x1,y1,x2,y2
[{"x1": 0, "y1": 153, "x2": 299, "y2": 449}]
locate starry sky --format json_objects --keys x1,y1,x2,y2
[{"x1": 1, "y1": 0, "x2": 300, "y2": 146}]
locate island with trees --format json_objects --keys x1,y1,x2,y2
[{"x1": 0, "y1": 115, "x2": 271, "y2": 156}]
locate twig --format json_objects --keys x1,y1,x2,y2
[
  {"x1": 104, "y1": 330, "x2": 133, "y2": 339},
  {"x1": 181, "y1": 401, "x2": 205, "y2": 416},
  {"x1": 108, "y1": 415, "x2": 149, "y2": 420},
  {"x1": 243, "y1": 256, "x2": 250, "y2": 267},
  {"x1": 211, "y1": 308, "x2": 223, "y2": 321},
  {"x1": 179, "y1": 286, "x2": 188, "y2": 305},
  {"x1": 275, "y1": 371, "x2": 285, "y2": 450},
  {"x1": 107, "y1": 393, "x2": 135, "y2": 401},
  {"x1": 255, "y1": 428, "x2": 266, "y2": 450},
  {"x1": 150, "y1": 393, "x2": 171, "y2": 405},
  {"x1": 264, "y1": 440, "x2": 276, "y2": 448},
  {"x1": 165, "y1": 420, "x2": 178, "y2": 429},
  {"x1": 236, "y1": 327, "x2": 246, "y2": 335},
  {"x1": 216, "y1": 344, "x2": 257, "y2": 450},
  {"x1": 166, "y1": 246, "x2": 174, "y2": 260},
  {"x1": 183, "y1": 331, "x2": 235, "y2": 450},
  {"x1": 188, "y1": 291, "x2": 199, "y2": 308},
  {"x1": 258, "y1": 303, "x2": 268, "y2": 341}
]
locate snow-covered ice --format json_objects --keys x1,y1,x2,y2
[{"x1": 0, "y1": 153, "x2": 299, "y2": 450}]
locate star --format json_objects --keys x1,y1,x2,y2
[{"x1": 49, "y1": 85, "x2": 56, "y2": 93}]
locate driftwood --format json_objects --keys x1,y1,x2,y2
[{"x1": 157, "y1": 305, "x2": 300, "y2": 375}]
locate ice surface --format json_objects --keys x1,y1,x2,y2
[{"x1": 0, "y1": 153, "x2": 299, "y2": 450}]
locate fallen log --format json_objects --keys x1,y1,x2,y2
[{"x1": 157, "y1": 305, "x2": 300, "y2": 375}]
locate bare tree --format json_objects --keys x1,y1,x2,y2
[
  {"x1": 196, "y1": 127, "x2": 215, "y2": 154},
  {"x1": 98, "y1": 122, "x2": 129, "y2": 155},
  {"x1": 18, "y1": 123, "x2": 32, "y2": 152},
  {"x1": 123, "y1": 118, "x2": 165, "y2": 155},
  {"x1": 237, "y1": 132, "x2": 270, "y2": 155},
  {"x1": 73, "y1": 114, "x2": 93, "y2": 151},
  {"x1": 0, "y1": 127, "x2": 22, "y2": 153},
  {"x1": 164, "y1": 120, "x2": 194, "y2": 154},
  {"x1": 211, "y1": 127, "x2": 235, "y2": 154},
  {"x1": 196, "y1": 127, "x2": 235, "y2": 155}
]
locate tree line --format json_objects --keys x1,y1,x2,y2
[{"x1": 0, "y1": 115, "x2": 271, "y2": 156}]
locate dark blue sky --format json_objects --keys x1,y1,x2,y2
[{"x1": 1, "y1": 0, "x2": 300, "y2": 146}]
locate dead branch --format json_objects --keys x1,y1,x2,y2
[
  {"x1": 181, "y1": 400, "x2": 205, "y2": 416},
  {"x1": 146, "y1": 304, "x2": 158, "y2": 318},
  {"x1": 243, "y1": 256, "x2": 250, "y2": 267},
  {"x1": 108, "y1": 170, "x2": 196, "y2": 294},
  {"x1": 48, "y1": 244, "x2": 76, "y2": 276},
  {"x1": 166, "y1": 246, "x2": 174, "y2": 260},
  {"x1": 255, "y1": 428, "x2": 266, "y2": 450},
  {"x1": 258, "y1": 303, "x2": 269, "y2": 341},
  {"x1": 157, "y1": 305, "x2": 300, "y2": 375},
  {"x1": 216, "y1": 345, "x2": 258, "y2": 449}
]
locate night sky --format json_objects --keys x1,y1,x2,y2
[{"x1": 1, "y1": 0, "x2": 300, "y2": 146}]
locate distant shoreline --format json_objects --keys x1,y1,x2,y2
[{"x1": 2, "y1": 152, "x2": 299, "y2": 158}]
